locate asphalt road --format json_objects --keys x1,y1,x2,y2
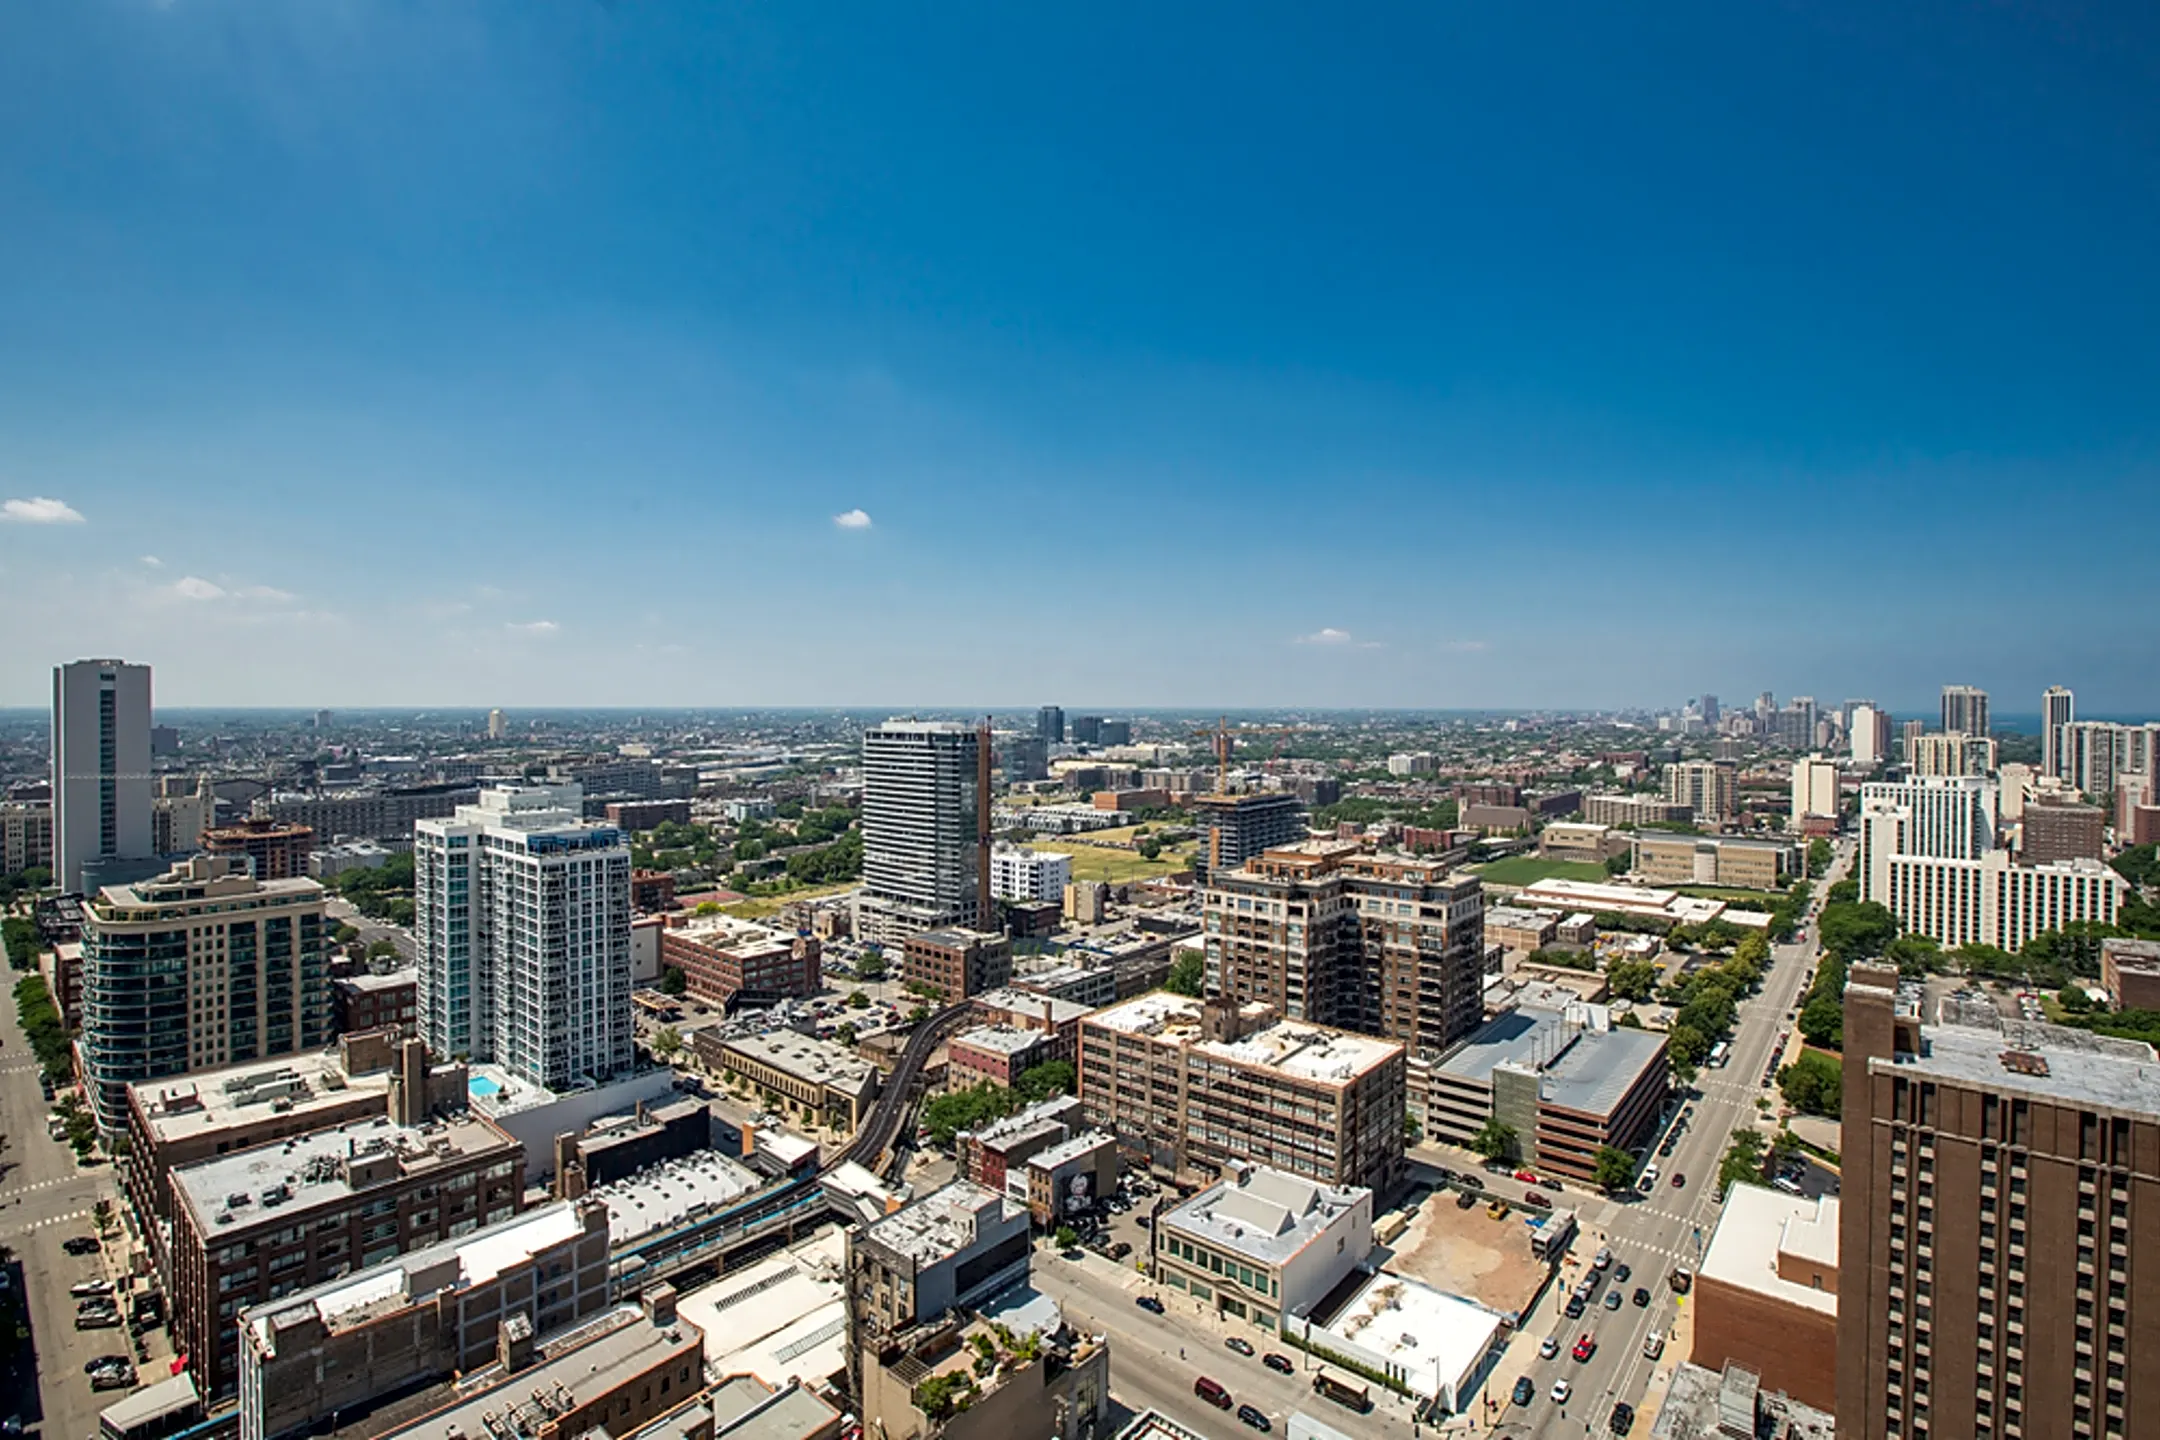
[
  {"x1": 326, "y1": 898, "x2": 413, "y2": 962},
  {"x1": 0, "y1": 967, "x2": 133, "y2": 1440},
  {"x1": 1492, "y1": 842, "x2": 1851, "y2": 1440}
]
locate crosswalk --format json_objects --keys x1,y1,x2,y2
[
  {"x1": 4, "y1": 1205, "x2": 94, "y2": 1237},
  {"x1": 0, "y1": 1175, "x2": 98, "y2": 1205},
  {"x1": 0, "y1": 1062, "x2": 44, "y2": 1076}
]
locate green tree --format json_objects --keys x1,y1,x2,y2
[
  {"x1": 650, "y1": 1026, "x2": 682, "y2": 1060},
  {"x1": 913, "y1": 1373, "x2": 979, "y2": 1421},
  {"x1": 1138, "y1": 837, "x2": 1162, "y2": 860},
  {"x1": 2057, "y1": 984, "x2": 2094, "y2": 1014},
  {"x1": 333, "y1": 923, "x2": 361, "y2": 946},
  {"x1": 365, "y1": 939, "x2": 400, "y2": 961},
  {"x1": 1777, "y1": 1051, "x2": 1842, "y2": 1116},
  {"x1": 1798, "y1": 956, "x2": 1848, "y2": 1050},
  {"x1": 1885, "y1": 933, "x2": 1942, "y2": 978},
  {"x1": 920, "y1": 1083, "x2": 1016, "y2": 1146},
  {"x1": 836, "y1": 1022, "x2": 858, "y2": 1047},
  {"x1": 1615, "y1": 1011, "x2": 1644, "y2": 1029},
  {"x1": 1054, "y1": 1225, "x2": 1078, "y2": 1250},
  {"x1": 658, "y1": 966, "x2": 688, "y2": 997},
  {"x1": 1604, "y1": 961, "x2": 1659, "y2": 1003},
  {"x1": 1718, "y1": 1128, "x2": 1768, "y2": 1196},
  {"x1": 694, "y1": 900, "x2": 723, "y2": 916},
  {"x1": 846, "y1": 989, "x2": 869, "y2": 1009},
  {"x1": 857, "y1": 949, "x2": 888, "y2": 981},
  {"x1": 1470, "y1": 1118, "x2": 1517, "y2": 1162},
  {"x1": 1404, "y1": 1114, "x2": 1422, "y2": 1144},
  {"x1": 1817, "y1": 901, "x2": 1898, "y2": 964},
  {"x1": 1014, "y1": 1060, "x2": 1077, "y2": 1104},
  {"x1": 2111, "y1": 844, "x2": 2160, "y2": 889},
  {"x1": 1807, "y1": 838, "x2": 1833, "y2": 878},
  {"x1": 1591, "y1": 1145, "x2": 1639, "y2": 1192},
  {"x1": 1603, "y1": 852, "x2": 1631, "y2": 876},
  {"x1": 1825, "y1": 877, "x2": 1859, "y2": 904},
  {"x1": 1166, "y1": 952, "x2": 1205, "y2": 998},
  {"x1": 1666, "y1": 1022, "x2": 1709, "y2": 1068}
]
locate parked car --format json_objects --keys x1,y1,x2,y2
[
  {"x1": 1521, "y1": 1191, "x2": 1551, "y2": 1210},
  {"x1": 1564, "y1": 1296, "x2": 1586, "y2": 1320},
  {"x1": 1194, "y1": 1377, "x2": 1233, "y2": 1410},
  {"x1": 1537, "y1": 1176, "x2": 1563, "y2": 1192},
  {"x1": 1611, "y1": 1401, "x2": 1637, "y2": 1434},
  {"x1": 62, "y1": 1236, "x2": 100, "y2": 1256},
  {"x1": 1109, "y1": 1242, "x2": 1133, "y2": 1260},
  {"x1": 1667, "y1": 1267, "x2": 1694, "y2": 1294},
  {"x1": 1455, "y1": 1173, "x2": 1484, "y2": 1191},
  {"x1": 1512, "y1": 1376, "x2": 1536, "y2": 1406},
  {"x1": 1226, "y1": 1337, "x2": 1255, "y2": 1357},
  {"x1": 1263, "y1": 1353, "x2": 1294, "y2": 1375},
  {"x1": 1513, "y1": 1170, "x2": 1539, "y2": 1183},
  {"x1": 89, "y1": 1369, "x2": 134, "y2": 1392},
  {"x1": 1236, "y1": 1404, "x2": 1271, "y2": 1432},
  {"x1": 1486, "y1": 1200, "x2": 1511, "y2": 1219},
  {"x1": 70, "y1": 1281, "x2": 114, "y2": 1298},
  {"x1": 75, "y1": 1311, "x2": 120, "y2": 1330},
  {"x1": 1456, "y1": 1190, "x2": 1479, "y2": 1209},
  {"x1": 84, "y1": 1356, "x2": 131, "y2": 1374},
  {"x1": 1592, "y1": 1247, "x2": 1612, "y2": 1270},
  {"x1": 1135, "y1": 1295, "x2": 1165, "y2": 1315}
]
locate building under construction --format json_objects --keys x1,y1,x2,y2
[{"x1": 1191, "y1": 791, "x2": 1306, "y2": 880}]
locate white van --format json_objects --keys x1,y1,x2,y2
[
  {"x1": 1773, "y1": 1175, "x2": 1804, "y2": 1195},
  {"x1": 1640, "y1": 1164, "x2": 1659, "y2": 1187},
  {"x1": 1642, "y1": 1331, "x2": 1666, "y2": 1360}
]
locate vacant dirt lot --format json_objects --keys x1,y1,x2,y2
[{"x1": 1381, "y1": 1193, "x2": 1553, "y2": 1317}]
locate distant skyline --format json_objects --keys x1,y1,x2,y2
[{"x1": 3, "y1": 5, "x2": 2157, "y2": 709}]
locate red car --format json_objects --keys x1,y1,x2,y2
[
  {"x1": 1572, "y1": 1333, "x2": 1597, "y2": 1362},
  {"x1": 1521, "y1": 1191, "x2": 1552, "y2": 1209},
  {"x1": 1513, "y1": 1170, "x2": 1538, "y2": 1184}
]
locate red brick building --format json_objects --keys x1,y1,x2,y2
[
  {"x1": 659, "y1": 913, "x2": 820, "y2": 1007},
  {"x1": 201, "y1": 817, "x2": 315, "y2": 880}
]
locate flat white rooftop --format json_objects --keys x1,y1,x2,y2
[
  {"x1": 588, "y1": 1150, "x2": 761, "y2": 1247},
  {"x1": 674, "y1": 1229, "x2": 850, "y2": 1390},
  {"x1": 1699, "y1": 1183, "x2": 1839, "y2": 1318},
  {"x1": 1310, "y1": 1270, "x2": 1503, "y2": 1408}
]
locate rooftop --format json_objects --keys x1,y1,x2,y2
[
  {"x1": 1892, "y1": 1011, "x2": 2160, "y2": 1113},
  {"x1": 959, "y1": 1095, "x2": 1085, "y2": 1152},
  {"x1": 2105, "y1": 937, "x2": 2160, "y2": 973},
  {"x1": 670, "y1": 912, "x2": 803, "y2": 951},
  {"x1": 1027, "y1": 1129, "x2": 1115, "y2": 1172},
  {"x1": 863, "y1": 1181, "x2": 1026, "y2": 1266},
  {"x1": 972, "y1": 987, "x2": 1098, "y2": 1026},
  {"x1": 1697, "y1": 1184, "x2": 1838, "y2": 1318},
  {"x1": 1313, "y1": 1270, "x2": 1504, "y2": 1404},
  {"x1": 244, "y1": 1202, "x2": 594, "y2": 1350},
  {"x1": 130, "y1": 1049, "x2": 390, "y2": 1145},
  {"x1": 1515, "y1": 877, "x2": 1725, "y2": 924},
  {"x1": 674, "y1": 1230, "x2": 849, "y2": 1391},
  {"x1": 1197, "y1": 1019, "x2": 1400, "y2": 1085},
  {"x1": 1439, "y1": 1006, "x2": 1667, "y2": 1117},
  {"x1": 333, "y1": 968, "x2": 418, "y2": 993},
  {"x1": 380, "y1": 1305, "x2": 700, "y2": 1440},
  {"x1": 1484, "y1": 905, "x2": 1555, "y2": 929},
  {"x1": 720, "y1": 1030, "x2": 877, "y2": 1092},
  {"x1": 590, "y1": 1150, "x2": 762, "y2": 1247},
  {"x1": 1650, "y1": 1361, "x2": 1836, "y2": 1440},
  {"x1": 950, "y1": 1024, "x2": 1054, "y2": 1058},
  {"x1": 1160, "y1": 1165, "x2": 1369, "y2": 1267},
  {"x1": 172, "y1": 1112, "x2": 517, "y2": 1234}
]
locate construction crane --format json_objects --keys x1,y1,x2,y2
[{"x1": 1188, "y1": 717, "x2": 1302, "y2": 795}]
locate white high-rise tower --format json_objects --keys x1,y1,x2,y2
[
  {"x1": 52, "y1": 658, "x2": 154, "y2": 894},
  {"x1": 415, "y1": 783, "x2": 632, "y2": 1090}
]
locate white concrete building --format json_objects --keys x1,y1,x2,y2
[
  {"x1": 1848, "y1": 704, "x2": 1890, "y2": 767},
  {"x1": 1790, "y1": 757, "x2": 1839, "y2": 825},
  {"x1": 855, "y1": 721, "x2": 984, "y2": 943},
  {"x1": 1385, "y1": 753, "x2": 1436, "y2": 777},
  {"x1": 1856, "y1": 776, "x2": 1997, "y2": 904},
  {"x1": 415, "y1": 783, "x2": 633, "y2": 1090},
  {"x1": 1909, "y1": 732, "x2": 1996, "y2": 778},
  {"x1": 1153, "y1": 1164, "x2": 1373, "y2": 1334},
  {"x1": 1878, "y1": 850, "x2": 2127, "y2": 952},
  {"x1": 53, "y1": 658, "x2": 155, "y2": 893},
  {"x1": 990, "y1": 844, "x2": 1074, "y2": 904}
]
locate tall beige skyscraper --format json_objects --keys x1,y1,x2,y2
[
  {"x1": 487, "y1": 707, "x2": 508, "y2": 740},
  {"x1": 52, "y1": 658, "x2": 154, "y2": 893}
]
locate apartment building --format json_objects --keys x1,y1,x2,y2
[
  {"x1": 168, "y1": 1110, "x2": 525, "y2": 1397},
  {"x1": 1202, "y1": 840, "x2": 1486, "y2": 1059},
  {"x1": 1875, "y1": 848, "x2": 2126, "y2": 952},
  {"x1": 956, "y1": 1096, "x2": 1088, "y2": 1195},
  {"x1": 989, "y1": 845, "x2": 1073, "y2": 904},
  {"x1": 970, "y1": 988, "x2": 1094, "y2": 1064},
  {"x1": 80, "y1": 855, "x2": 331, "y2": 1132},
  {"x1": 0, "y1": 799, "x2": 53, "y2": 876},
  {"x1": 53, "y1": 658, "x2": 154, "y2": 893},
  {"x1": 846, "y1": 1181, "x2": 1034, "y2": 1359},
  {"x1": 1190, "y1": 792, "x2": 1306, "y2": 880},
  {"x1": 1790, "y1": 757, "x2": 1840, "y2": 825},
  {"x1": 1078, "y1": 993, "x2": 1406, "y2": 1194},
  {"x1": 659, "y1": 911, "x2": 822, "y2": 1008},
  {"x1": 235, "y1": 1200, "x2": 612, "y2": 1440},
  {"x1": 1910, "y1": 732, "x2": 1998, "y2": 778},
  {"x1": 1838, "y1": 964, "x2": 2160, "y2": 1439},
  {"x1": 855, "y1": 1295, "x2": 1109, "y2": 1440},
  {"x1": 2021, "y1": 798, "x2": 2104, "y2": 865},
  {"x1": 2100, "y1": 938, "x2": 2160, "y2": 1012},
  {"x1": 1664, "y1": 761, "x2": 1736, "y2": 823},
  {"x1": 330, "y1": 968, "x2": 418, "y2": 1036},
  {"x1": 856, "y1": 721, "x2": 986, "y2": 943},
  {"x1": 415, "y1": 783, "x2": 634, "y2": 1092},
  {"x1": 1153, "y1": 1164, "x2": 1373, "y2": 1335},
  {"x1": 1631, "y1": 832, "x2": 1794, "y2": 891},
  {"x1": 1939, "y1": 683, "x2": 1991, "y2": 738},
  {"x1": 202, "y1": 817, "x2": 316, "y2": 881},
  {"x1": 1582, "y1": 793, "x2": 1695, "y2": 828},
  {"x1": 1857, "y1": 776, "x2": 1999, "y2": 903},
  {"x1": 948, "y1": 1026, "x2": 1054, "y2": 1091},
  {"x1": 1006, "y1": 963, "x2": 1117, "y2": 1009},
  {"x1": 902, "y1": 928, "x2": 1013, "y2": 1002},
  {"x1": 605, "y1": 798, "x2": 694, "y2": 831},
  {"x1": 1692, "y1": 1184, "x2": 1839, "y2": 1412},
  {"x1": 264, "y1": 782, "x2": 480, "y2": 843},
  {"x1": 1484, "y1": 906, "x2": 1558, "y2": 955}
]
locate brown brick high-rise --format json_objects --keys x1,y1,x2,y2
[{"x1": 1838, "y1": 960, "x2": 2160, "y2": 1440}]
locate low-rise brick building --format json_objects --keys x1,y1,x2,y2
[
  {"x1": 902, "y1": 928, "x2": 1012, "y2": 1002},
  {"x1": 660, "y1": 912, "x2": 821, "y2": 1008},
  {"x1": 1693, "y1": 1184, "x2": 1839, "y2": 1413}
]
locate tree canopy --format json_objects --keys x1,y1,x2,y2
[
  {"x1": 1470, "y1": 1117, "x2": 1517, "y2": 1161},
  {"x1": 1166, "y1": 952, "x2": 1205, "y2": 997},
  {"x1": 1592, "y1": 1145, "x2": 1638, "y2": 1192},
  {"x1": 1777, "y1": 1051, "x2": 1841, "y2": 1116}
]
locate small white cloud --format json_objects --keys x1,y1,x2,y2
[
  {"x1": 833, "y1": 508, "x2": 873, "y2": 530},
  {"x1": 1440, "y1": 639, "x2": 1491, "y2": 653},
  {"x1": 2, "y1": 496, "x2": 86, "y2": 525},
  {"x1": 173, "y1": 576, "x2": 226, "y2": 601},
  {"x1": 140, "y1": 555, "x2": 163, "y2": 568},
  {"x1": 1294, "y1": 627, "x2": 1383, "y2": 649},
  {"x1": 233, "y1": 583, "x2": 295, "y2": 602},
  {"x1": 506, "y1": 620, "x2": 560, "y2": 636}
]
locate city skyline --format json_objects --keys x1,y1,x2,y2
[{"x1": 4, "y1": 5, "x2": 2158, "y2": 709}]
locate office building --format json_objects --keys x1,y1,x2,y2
[
  {"x1": 1153, "y1": 1165, "x2": 1373, "y2": 1335},
  {"x1": 902, "y1": 927, "x2": 1013, "y2": 1001},
  {"x1": 659, "y1": 912, "x2": 822, "y2": 1008},
  {"x1": 1790, "y1": 757, "x2": 1840, "y2": 825},
  {"x1": 997, "y1": 734, "x2": 1050, "y2": 782},
  {"x1": 1007, "y1": 961, "x2": 1117, "y2": 1008},
  {"x1": 1850, "y1": 703, "x2": 1891, "y2": 767},
  {"x1": 1910, "y1": 731, "x2": 1998, "y2": 778},
  {"x1": 1069, "y1": 715, "x2": 1103, "y2": 745},
  {"x1": 1632, "y1": 832, "x2": 1795, "y2": 891},
  {"x1": 1700, "y1": 694, "x2": 1720, "y2": 726},
  {"x1": 80, "y1": 855, "x2": 330, "y2": 1133},
  {"x1": 202, "y1": 816, "x2": 316, "y2": 880},
  {"x1": 0, "y1": 799, "x2": 53, "y2": 876},
  {"x1": 2100, "y1": 938, "x2": 2160, "y2": 1012},
  {"x1": 1484, "y1": 906, "x2": 1558, "y2": 955},
  {"x1": 1202, "y1": 840, "x2": 1486, "y2": 1057},
  {"x1": 1774, "y1": 699, "x2": 1818, "y2": 751},
  {"x1": 1899, "y1": 718, "x2": 1927, "y2": 764},
  {"x1": 169, "y1": 1110, "x2": 525, "y2": 1396},
  {"x1": 1190, "y1": 791, "x2": 1306, "y2": 879},
  {"x1": 2043, "y1": 685, "x2": 2076, "y2": 781},
  {"x1": 1870, "y1": 846, "x2": 2124, "y2": 951},
  {"x1": 990, "y1": 845, "x2": 1073, "y2": 904},
  {"x1": 1386, "y1": 752, "x2": 1437, "y2": 777},
  {"x1": 1664, "y1": 760, "x2": 1736, "y2": 823},
  {"x1": 605, "y1": 797, "x2": 694, "y2": 831},
  {"x1": 1939, "y1": 683, "x2": 1990, "y2": 738},
  {"x1": 486, "y1": 707, "x2": 507, "y2": 740},
  {"x1": 971, "y1": 988, "x2": 1093, "y2": 1064},
  {"x1": 1582, "y1": 793, "x2": 1695, "y2": 828},
  {"x1": 956, "y1": 1096, "x2": 1088, "y2": 1193},
  {"x1": 1692, "y1": 1184, "x2": 1838, "y2": 1412},
  {"x1": 1538, "y1": 820, "x2": 1627, "y2": 862},
  {"x1": 235, "y1": 1201, "x2": 612, "y2": 1440},
  {"x1": 948, "y1": 1025, "x2": 1054, "y2": 1091},
  {"x1": 1037, "y1": 705, "x2": 1065, "y2": 743},
  {"x1": 2021, "y1": 797, "x2": 2104, "y2": 865},
  {"x1": 53, "y1": 657, "x2": 155, "y2": 893},
  {"x1": 415, "y1": 783, "x2": 634, "y2": 1092},
  {"x1": 847, "y1": 1180, "x2": 1034, "y2": 1347},
  {"x1": 1425, "y1": 1005, "x2": 1668, "y2": 1183},
  {"x1": 1078, "y1": 993, "x2": 1406, "y2": 1194},
  {"x1": 1838, "y1": 965, "x2": 2160, "y2": 1439},
  {"x1": 856, "y1": 721, "x2": 986, "y2": 944},
  {"x1": 696, "y1": 1029, "x2": 879, "y2": 1132},
  {"x1": 366, "y1": 1293, "x2": 704, "y2": 1440}
]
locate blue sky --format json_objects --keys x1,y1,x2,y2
[{"x1": 2, "y1": 2, "x2": 2156, "y2": 712}]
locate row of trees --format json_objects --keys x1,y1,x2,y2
[
  {"x1": 1777, "y1": 1050, "x2": 1841, "y2": 1116},
  {"x1": 15, "y1": 973, "x2": 73, "y2": 1082},
  {"x1": 4, "y1": 915, "x2": 42, "y2": 971},
  {"x1": 1658, "y1": 931, "x2": 1770, "y2": 1077}
]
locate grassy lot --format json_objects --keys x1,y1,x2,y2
[
  {"x1": 1672, "y1": 884, "x2": 1782, "y2": 902},
  {"x1": 1029, "y1": 838, "x2": 1197, "y2": 884},
  {"x1": 720, "y1": 880, "x2": 860, "y2": 920},
  {"x1": 1467, "y1": 856, "x2": 1610, "y2": 887}
]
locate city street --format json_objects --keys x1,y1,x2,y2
[
  {"x1": 1478, "y1": 844, "x2": 1849, "y2": 1439},
  {"x1": 0, "y1": 970, "x2": 135, "y2": 1440},
  {"x1": 326, "y1": 897, "x2": 413, "y2": 963}
]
